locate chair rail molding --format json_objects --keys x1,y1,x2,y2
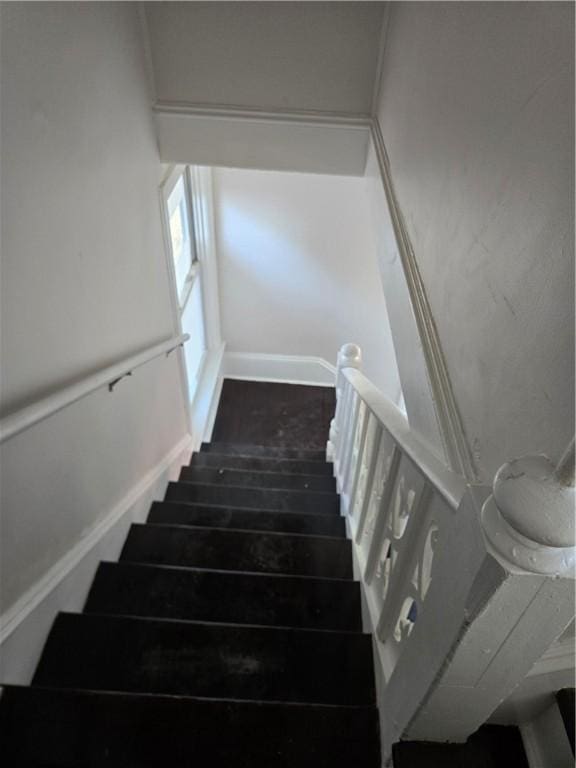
[{"x1": 329, "y1": 344, "x2": 575, "y2": 762}]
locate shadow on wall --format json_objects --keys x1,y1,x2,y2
[{"x1": 212, "y1": 166, "x2": 405, "y2": 410}]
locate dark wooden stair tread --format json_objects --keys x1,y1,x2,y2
[
  {"x1": 191, "y1": 451, "x2": 335, "y2": 476},
  {"x1": 147, "y1": 500, "x2": 346, "y2": 537},
  {"x1": 85, "y1": 560, "x2": 362, "y2": 631},
  {"x1": 201, "y1": 442, "x2": 328, "y2": 461},
  {"x1": 179, "y1": 464, "x2": 336, "y2": 492},
  {"x1": 0, "y1": 390, "x2": 383, "y2": 766},
  {"x1": 0, "y1": 685, "x2": 381, "y2": 767},
  {"x1": 120, "y1": 523, "x2": 353, "y2": 579},
  {"x1": 165, "y1": 480, "x2": 340, "y2": 515},
  {"x1": 33, "y1": 612, "x2": 376, "y2": 706}
]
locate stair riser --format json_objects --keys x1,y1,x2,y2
[
  {"x1": 191, "y1": 452, "x2": 335, "y2": 476},
  {"x1": 180, "y1": 466, "x2": 336, "y2": 492},
  {"x1": 33, "y1": 614, "x2": 376, "y2": 706},
  {"x1": 85, "y1": 562, "x2": 362, "y2": 631},
  {"x1": 121, "y1": 524, "x2": 353, "y2": 579},
  {"x1": 148, "y1": 502, "x2": 346, "y2": 537},
  {"x1": 165, "y1": 482, "x2": 340, "y2": 515},
  {"x1": 201, "y1": 443, "x2": 327, "y2": 461}
]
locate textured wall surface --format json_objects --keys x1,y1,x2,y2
[{"x1": 376, "y1": 1, "x2": 574, "y2": 481}]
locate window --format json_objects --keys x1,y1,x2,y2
[
  {"x1": 181, "y1": 274, "x2": 207, "y2": 395},
  {"x1": 161, "y1": 165, "x2": 207, "y2": 404},
  {"x1": 166, "y1": 170, "x2": 197, "y2": 308}
]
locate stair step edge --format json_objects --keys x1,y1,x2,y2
[
  {"x1": 94, "y1": 560, "x2": 359, "y2": 584},
  {"x1": 174, "y1": 480, "x2": 339, "y2": 498},
  {"x1": 48, "y1": 611, "x2": 371, "y2": 639},
  {"x1": 134, "y1": 522, "x2": 348, "y2": 542}
]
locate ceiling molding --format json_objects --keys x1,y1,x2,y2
[{"x1": 153, "y1": 100, "x2": 372, "y2": 129}]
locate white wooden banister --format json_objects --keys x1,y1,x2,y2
[
  {"x1": 409, "y1": 447, "x2": 575, "y2": 745},
  {"x1": 0, "y1": 334, "x2": 190, "y2": 443},
  {"x1": 328, "y1": 343, "x2": 575, "y2": 763}
]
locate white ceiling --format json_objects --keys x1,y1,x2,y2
[{"x1": 144, "y1": 1, "x2": 387, "y2": 115}]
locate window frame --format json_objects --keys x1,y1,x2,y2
[{"x1": 161, "y1": 165, "x2": 198, "y2": 313}]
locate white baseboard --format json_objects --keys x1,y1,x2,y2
[
  {"x1": 0, "y1": 433, "x2": 193, "y2": 684},
  {"x1": 189, "y1": 342, "x2": 226, "y2": 447},
  {"x1": 222, "y1": 351, "x2": 335, "y2": 387},
  {"x1": 204, "y1": 374, "x2": 224, "y2": 441}
]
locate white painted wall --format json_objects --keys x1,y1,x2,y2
[
  {"x1": 375, "y1": 1, "x2": 575, "y2": 482},
  {"x1": 144, "y1": 1, "x2": 386, "y2": 114},
  {"x1": 364, "y1": 140, "x2": 448, "y2": 464},
  {"x1": 212, "y1": 167, "x2": 403, "y2": 405},
  {"x1": 0, "y1": 4, "x2": 189, "y2": 621}
]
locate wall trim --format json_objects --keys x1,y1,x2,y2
[
  {"x1": 158, "y1": 164, "x2": 194, "y2": 434},
  {"x1": 369, "y1": 119, "x2": 478, "y2": 483},
  {"x1": 223, "y1": 351, "x2": 336, "y2": 388},
  {"x1": 188, "y1": 341, "x2": 226, "y2": 447},
  {"x1": 204, "y1": 373, "x2": 224, "y2": 442},
  {"x1": 0, "y1": 433, "x2": 192, "y2": 650},
  {"x1": 154, "y1": 99, "x2": 371, "y2": 129},
  {"x1": 189, "y1": 165, "x2": 223, "y2": 352}
]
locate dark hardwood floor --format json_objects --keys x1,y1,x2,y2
[{"x1": 211, "y1": 379, "x2": 336, "y2": 450}]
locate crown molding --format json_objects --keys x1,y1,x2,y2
[{"x1": 153, "y1": 100, "x2": 372, "y2": 129}]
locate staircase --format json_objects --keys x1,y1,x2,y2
[{"x1": 0, "y1": 441, "x2": 381, "y2": 766}]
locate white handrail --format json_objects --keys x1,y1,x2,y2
[
  {"x1": 0, "y1": 334, "x2": 190, "y2": 444},
  {"x1": 343, "y1": 367, "x2": 466, "y2": 509}
]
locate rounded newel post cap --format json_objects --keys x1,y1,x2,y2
[
  {"x1": 337, "y1": 343, "x2": 362, "y2": 370},
  {"x1": 482, "y1": 453, "x2": 575, "y2": 576},
  {"x1": 493, "y1": 455, "x2": 575, "y2": 548}
]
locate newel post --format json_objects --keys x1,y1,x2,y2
[
  {"x1": 482, "y1": 441, "x2": 575, "y2": 575},
  {"x1": 326, "y1": 344, "x2": 362, "y2": 462},
  {"x1": 407, "y1": 442, "x2": 575, "y2": 744}
]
